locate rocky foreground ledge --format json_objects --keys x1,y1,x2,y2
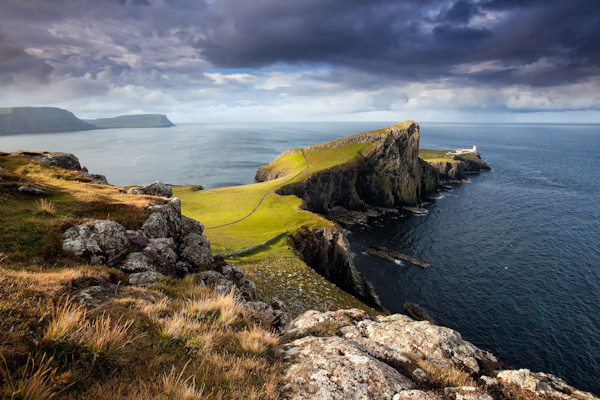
[{"x1": 278, "y1": 309, "x2": 598, "y2": 400}]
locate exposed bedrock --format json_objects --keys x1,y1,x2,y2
[
  {"x1": 268, "y1": 122, "x2": 423, "y2": 214},
  {"x1": 293, "y1": 226, "x2": 384, "y2": 312}
]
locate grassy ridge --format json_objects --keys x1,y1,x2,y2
[
  {"x1": 419, "y1": 148, "x2": 459, "y2": 163},
  {"x1": 84, "y1": 114, "x2": 175, "y2": 128}
]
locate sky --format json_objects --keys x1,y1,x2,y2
[{"x1": 1, "y1": 0, "x2": 599, "y2": 123}]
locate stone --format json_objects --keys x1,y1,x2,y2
[
  {"x1": 89, "y1": 173, "x2": 108, "y2": 185},
  {"x1": 119, "y1": 252, "x2": 156, "y2": 273},
  {"x1": 128, "y1": 181, "x2": 173, "y2": 198},
  {"x1": 244, "y1": 299, "x2": 292, "y2": 331},
  {"x1": 279, "y1": 336, "x2": 414, "y2": 400},
  {"x1": 181, "y1": 215, "x2": 204, "y2": 236},
  {"x1": 404, "y1": 302, "x2": 434, "y2": 324},
  {"x1": 18, "y1": 185, "x2": 46, "y2": 195},
  {"x1": 140, "y1": 198, "x2": 182, "y2": 240},
  {"x1": 393, "y1": 390, "x2": 438, "y2": 400},
  {"x1": 62, "y1": 220, "x2": 129, "y2": 266},
  {"x1": 179, "y1": 233, "x2": 212, "y2": 267},
  {"x1": 443, "y1": 386, "x2": 493, "y2": 400},
  {"x1": 196, "y1": 270, "x2": 232, "y2": 293},
  {"x1": 129, "y1": 271, "x2": 165, "y2": 286},
  {"x1": 143, "y1": 238, "x2": 178, "y2": 276},
  {"x1": 38, "y1": 152, "x2": 81, "y2": 171},
  {"x1": 496, "y1": 369, "x2": 597, "y2": 400}
]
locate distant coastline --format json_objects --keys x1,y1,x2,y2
[{"x1": 0, "y1": 106, "x2": 174, "y2": 136}]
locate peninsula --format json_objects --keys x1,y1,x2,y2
[
  {"x1": 1, "y1": 123, "x2": 594, "y2": 400},
  {"x1": 0, "y1": 106, "x2": 175, "y2": 135}
]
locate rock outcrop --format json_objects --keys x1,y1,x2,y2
[
  {"x1": 128, "y1": 181, "x2": 173, "y2": 198},
  {"x1": 260, "y1": 121, "x2": 423, "y2": 214},
  {"x1": 22, "y1": 151, "x2": 109, "y2": 184},
  {"x1": 293, "y1": 226, "x2": 384, "y2": 312},
  {"x1": 279, "y1": 309, "x2": 597, "y2": 400}
]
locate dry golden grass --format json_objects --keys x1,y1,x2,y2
[
  {"x1": 237, "y1": 326, "x2": 278, "y2": 356},
  {"x1": 415, "y1": 358, "x2": 477, "y2": 388},
  {"x1": 0, "y1": 354, "x2": 56, "y2": 400},
  {"x1": 161, "y1": 364, "x2": 205, "y2": 400},
  {"x1": 36, "y1": 198, "x2": 56, "y2": 216}
]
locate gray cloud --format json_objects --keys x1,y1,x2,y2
[{"x1": 0, "y1": 0, "x2": 598, "y2": 119}]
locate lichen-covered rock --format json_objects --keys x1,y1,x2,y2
[
  {"x1": 62, "y1": 220, "x2": 129, "y2": 266},
  {"x1": 179, "y1": 233, "x2": 212, "y2": 267},
  {"x1": 393, "y1": 390, "x2": 438, "y2": 400},
  {"x1": 143, "y1": 238, "x2": 178, "y2": 276},
  {"x1": 443, "y1": 386, "x2": 493, "y2": 400},
  {"x1": 196, "y1": 270, "x2": 232, "y2": 293},
  {"x1": 496, "y1": 369, "x2": 598, "y2": 400},
  {"x1": 219, "y1": 265, "x2": 257, "y2": 301},
  {"x1": 128, "y1": 271, "x2": 165, "y2": 286},
  {"x1": 280, "y1": 309, "x2": 509, "y2": 400},
  {"x1": 119, "y1": 252, "x2": 156, "y2": 273},
  {"x1": 141, "y1": 198, "x2": 182, "y2": 239},
  {"x1": 279, "y1": 336, "x2": 414, "y2": 400},
  {"x1": 128, "y1": 181, "x2": 173, "y2": 198},
  {"x1": 181, "y1": 215, "x2": 204, "y2": 236}
]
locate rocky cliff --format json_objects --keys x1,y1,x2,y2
[
  {"x1": 293, "y1": 226, "x2": 384, "y2": 312},
  {"x1": 0, "y1": 107, "x2": 96, "y2": 135},
  {"x1": 258, "y1": 121, "x2": 423, "y2": 214}
]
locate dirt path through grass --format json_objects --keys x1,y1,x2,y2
[{"x1": 205, "y1": 149, "x2": 308, "y2": 230}]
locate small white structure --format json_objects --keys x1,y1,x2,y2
[{"x1": 446, "y1": 145, "x2": 477, "y2": 157}]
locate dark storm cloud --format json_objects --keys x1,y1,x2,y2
[{"x1": 0, "y1": 0, "x2": 599, "y2": 116}]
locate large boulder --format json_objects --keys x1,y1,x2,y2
[
  {"x1": 142, "y1": 238, "x2": 178, "y2": 276},
  {"x1": 279, "y1": 336, "x2": 415, "y2": 400},
  {"x1": 128, "y1": 181, "x2": 173, "y2": 198},
  {"x1": 179, "y1": 233, "x2": 212, "y2": 267},
  {"x1": 38, "y1": 152, "x2": 81, "y2": 171},
  {"x1": 62, "y1": 220, "x2": 129, "y2": 266},
  {"x1": 119, "y1": 252, "x2": 156, "y2": 273},
  {"x1": 140, "y1": 198, "x2": 182, "y2": 240}
]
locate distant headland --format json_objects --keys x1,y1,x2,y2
[{"x1": 0, "y1": 106, "x2": 174, "y2": 135}]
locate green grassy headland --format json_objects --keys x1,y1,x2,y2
[
  {"x1": 84, "y1": 114, "x2": 175, "y2": 128},
  {"x1": 418, "y1": 148, "x2": 459, "y2": 163}
]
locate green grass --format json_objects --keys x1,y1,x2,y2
[
  {"x1": 418, "y1": 148, "x2": 459, "y2": 163},
  {"x1": 84, "y1": 114, "x2": 174, "y2": 128}
]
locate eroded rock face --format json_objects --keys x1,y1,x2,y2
[
  {"x1": 62, "y1": 220, "x2": 129, "y2": 266},
  {"x1": 128, "y1": 181, "x2": 173, "y2": 198},
  {"x1": 280, "y1": 336, "x2": 415, "y2": 400},
  {"x1": 279, "y1": 309, "x2": 598, "y2": 400},
  {"x1": 293, "y1": 226, "x2": 383, "y2": 311},
  {"x1": 429, "y1": 160, "x2": 466, "y2": 181}
]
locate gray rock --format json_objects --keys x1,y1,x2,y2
[
  {"x1": 143, "y1": 238, "x2": 178, "y2": 276},
  {"x1": 128, "y1": 181, "x2": 173, "y2": 198},
  {"x1": 244, "y1": 299, "x2": 291, "y2": 331},
  {"x1": 129, "y1": 271, "x2": 165, "y2": 286},
  {"x1": 279, "y1": 336, "x2": 414, "y2": 400},
  {"x1": 181, "y1": 215, "x2": 204, "y2": 236},
  {"x1": 196, "y1": 270, "x2": 232, "y2": 293},
  {"x1": 38, "y1": 152, "x2": 81, "y2": 171},
  {"x1": 89, "y1": 173, "x2": 108, "y2": 185},
  {"x1": 0, "y1": 166, "x2": 6, "y2": 172},
  {"x1": 119, "y1": 252, "x2": 156, "y2": 273},
  {"x1": 140, "y1": 198, "x2": 182, "y2": 240},
  {"x1": 18, "y1": 185, "x2": 46, "y2": 195},
  {"x1": 179, "y1": 233, "x2": 212, "y2": 267},
  {"x1": 62, "y1": 220, "x2": 129, "y2": 266}
]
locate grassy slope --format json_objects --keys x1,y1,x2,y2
[
  {"x1": 173, "y1": 127, "x2": 393, "y2": 316},
  {"x1": 0, "y1": 154, "x2": 281, "y2": 399},
  {"x1": 419, "y1": 148, "x2": 459, "y2": 163}
]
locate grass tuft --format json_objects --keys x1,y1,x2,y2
[
  {"x1": 415, "y1": 358, "x2": 476, "y2": 388},
  {"x1": 161, "y1": 364, "x2": 204, "y2": 400},
  {"x1": 0, "y1": 354, "x2": 57, "y2": 400},
  {"x1": 36, "y1": 199, "x2": 56, "y2": 216}
]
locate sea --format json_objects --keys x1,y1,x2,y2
[{"x1": 1, "y1": 122, "x2": 599, "y2": 394}]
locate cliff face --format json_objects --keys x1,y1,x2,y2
[
  {"x1": 293, "y1": 226, "x2": 384, "y2": 312},
  {"x1": 274, "y1": 122, "x2": 423, "y2": 214},
  {"x1": 0, "y1": 107, "x2": 96, "y2": 135}
]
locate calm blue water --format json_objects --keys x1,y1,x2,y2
[{"x1": 1, "y1": 123, "x2": 599, "y2": 394}]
